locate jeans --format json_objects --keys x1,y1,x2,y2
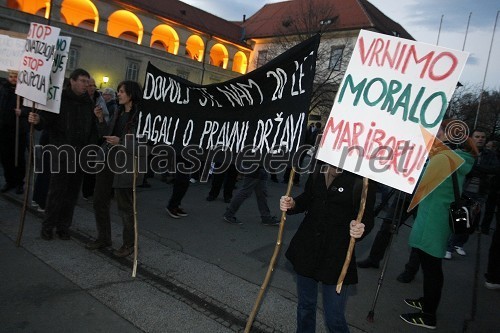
[
  {"x1": 225, "y1": 170, "x2": 271, "y2": 220},
  {"x1": 296, "y1": 274, "x2": 350, "y2": 333}
]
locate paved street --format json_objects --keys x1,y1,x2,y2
[{"x1": 1, "y1": 174, "x2": 499, "y2": 332}]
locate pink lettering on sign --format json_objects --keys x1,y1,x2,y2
[
  {"x1": 357, "y1": 37, "x2": 458, "y2": 81},
  {"x1": 27, "y1": 23, "x2": 53, "y2": 40}
]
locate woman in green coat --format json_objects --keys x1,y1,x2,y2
[{"x1": 400, "y1": 122, "x2": 477, "y2": 329}]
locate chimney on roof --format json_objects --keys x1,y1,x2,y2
[{"x1": 243, "y1": 14, "x2": 246, "y2": 22}]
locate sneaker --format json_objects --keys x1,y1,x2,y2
[
  {"x1": 400, "y1": 312, "x2": 436, "y2": 330},
  {"x1": 444, "y1": 251, "x2": 452, "y2": 260},
  {"x1": 357, "y1": 258, "x2": 380, "y2": 269},
  {"x1": 397, "y1": 270, "x2": 416, "y2": 283},
  {"x1": 454, "y1": 246, "x2": 466, "y2": 256},
  {"x1": 485, "y1": 281, "x2": 500, "y2": 290},
  {"x1": 223, "y1": 215, "x2": 243, "y2": 225},
  {"x1": 166, "y1": 207, "x2": 186, "y2": 219},
  {"x1": 113, "y1": 245, "x2": 134, "y2": 257},
  {"x1": 176, "y1": 207, "x2": 188, "y2": 217},
  {"x1": 37, "y1": 207, "x2": 45, "y2": 213},
  {"x1": 404, "y1": 297, "x2": 423, "y2": 310},
  {"x1": 189, "y1": 178, "x2": 197, "y2": 184},
  {"x1": 31, "y1": 201, "x2": 38, "y2": 207},
  {"x1": 262, "y1": 216, "x2": 280, "y2": 226}
]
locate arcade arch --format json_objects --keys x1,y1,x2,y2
[
  {"x1": 209, "y1": 43, "x2": 228, "y2": 69},
  {"x1": 107, "y1": 10, "x2": 143, "y2": 45},
  {"x1": 150, "y1": 25, "x2": 179, "y2": 55},
  {"x1": 232, "y1": 51, "x2": 248, "y2": 74},
  {"x1": 60, "y1": 0, "x2": 99, "y2": 32}
]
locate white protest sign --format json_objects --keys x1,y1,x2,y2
[
  {"x1": 34, "y1": 36, "x2": 72, "y2": 113},
  {"x1": 15, "y1": 22, "x2": 60, "y2": 105},
  {"x1": 316, "y1": 30, "x2": 469, "y2": 193},
  {"x1": 0, "y1": 34, "x2": 25, "y2": 72}
]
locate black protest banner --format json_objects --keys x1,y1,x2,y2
[{"x1": 137, "y1": 34, "x2": 320, "y2": 171}]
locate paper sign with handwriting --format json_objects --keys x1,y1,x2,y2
[
  {"x1": 15, "y1": 22, "x2": 60, "y2": 105},
  {"x1": 316, "y1": 30, "x2": 468, "y2": 193}
]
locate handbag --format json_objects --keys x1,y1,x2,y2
[{"x1": 449, "y1": 173, "x2": 481, "y2": 234}]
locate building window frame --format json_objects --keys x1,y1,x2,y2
[
  {"x1": 67, "y1": 47, "x2": 79, "y2": 70},
  {"x1": 125, "y1": 60, "x2": 140, "y2": 81},
  {"x1": 328, "y1": 46, "x2": 344, "y2": 71},
  {"x1": 257, "y1": 50, "x2": 268, "y2": 68}
]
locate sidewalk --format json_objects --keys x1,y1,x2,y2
[{"x1": 1, "y1": 175, "x2": 499, "y2": 332}]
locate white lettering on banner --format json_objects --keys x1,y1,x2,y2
[
  {"x1": 217, "y1": 79, "x2": 264, "y2": 107},
  {"x1": 267, "y1": 68, "x2": 287, "y2": 101},
  {"x1": 252, "y1": 113, "x2": 305, "y2": 153},
  {"x1": 138, "y1": 113, "x2": 179, "y2": 145},
  {"x1": 191, "y1": 87, "x2": 222, "y2": 107},
  {"x1": 143, "y1": 73, "x2": 190, "y2": 104}
]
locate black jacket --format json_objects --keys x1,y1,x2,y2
[
  {"x1": 35, "y1": 87, "x2": 104, "y2": 150},
  {"x1": 285, "y1": 169, "x2": 376, "y2": 285}
]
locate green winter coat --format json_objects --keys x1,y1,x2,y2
[{"x1": 409, "y1": 148, "x2": 475, "y2": 258}]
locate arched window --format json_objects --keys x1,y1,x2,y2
[
  {"x1": 185, "y1": 35, "x2": 204, "y2": 62},
  {"x1": 232, "y1": 51, "x2": 248, "y2": 74},
  {"x1": 107, "y1": 10, "x2": 144, "y2": 45},
  {"x1": 151, "y1": 25, "x2": 179, "y2": 55},
  {"x1": 61, "y1": 0, "x2": 99, "y2": 32},
  {"x1": 209, "y1": 43, "x2": 228, "y2": 69}
]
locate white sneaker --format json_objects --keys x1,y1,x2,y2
[
  {"x1": 444, "y1": 251, "x2": 452, "y2": 260},
  {"x1": 454, "y1": 246, "x2": 466, "y2": 256},
  {"x1": 485, "y1": 281, "x2": 500, "y2": 290}
]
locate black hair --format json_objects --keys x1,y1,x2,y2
[
  {"x1": 68, "y1": 68, "x2": 90, "y2": 81},
  {"x1": 117, "y1": 80, "x2": 142, "y2": 106}
]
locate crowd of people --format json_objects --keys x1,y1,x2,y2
[{"x1": 1, "y1": 67, "x2": 499, "y2": 331}]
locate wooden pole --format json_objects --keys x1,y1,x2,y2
[
  {"x1": 244, "y1": 168, "x2": 296, "y2": 333},
  {"x1": 16, "y1": 104, "x2": 36, "y2": 247},
  {"x1": 336, "y1": 177, "x2": 369, "y2": 293},
  {"x1": 14, "y1": 95, "x2": 20, "y2": 167},
  {"x1": 132, "y1": 155, "x2": 139, "y2": 277}
]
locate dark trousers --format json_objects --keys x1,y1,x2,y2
[
  {"x1": 32, "y1": 151, "x2": 51, "y2": 209},
  {"x1": 93, "y1": 166, "x2": 135, "y2": 247},
  {"x1": 225, "y1": 170, "x2": 271, "y2": 220},
  {"x1": 42, "y1": 169, "x2": 83, "y2": 232},
  {"x1": 486, "y1": 221, "x2": 500, "y2": 283},
  {"x1": 208, "y1": 164, "x2": 238, "y2": 200},
  {"x1": 81, "y1": 172, "x2": 96, "y2": 198},
  {"x1": 416, "y1": 248, "x2": 443, "y2": 316},
  {"x1": 93, "y1": 167, "x2": 114, "y2": 243},
  {"x1": 481, "y1": 191, "x2": 497, "y2": 233},
  {"x1": 0, "y1": 132, "x2": 26, "y2": 187},
  {"x1": 168, "y1": 171, "x2": 190, "y2": 209}
]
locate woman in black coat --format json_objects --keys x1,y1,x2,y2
[{"x1": 280, "y1": 164, "x2": 376, "y2": 332}]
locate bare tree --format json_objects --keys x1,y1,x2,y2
[{"x1": 252, "y1": 0, "x2": 356, "y2": 121}]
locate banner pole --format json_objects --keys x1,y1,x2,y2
[
  {"x1": 132, "y1": 155, "x2": 139, "y2": 277},
  {"x1": 244, "y1": 168, "x2": 296, "y2": 333},
  {"x1": 14, "y1": 95, "x2": 20, "y2": 167},
  {"x1": 336, "y1": 177, "x2": 369, "y2": 293}
]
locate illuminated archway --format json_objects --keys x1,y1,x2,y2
[
  {"x1": 8, "y1": 0, "x2": 50, "y2": 18},
  {"x1": 185, "y1": 35, "x2": 204, "y2": 62},
  {"x1": 209, "y1": 43, "x2": 228, "y2": 69},
  {"x1": 61, "y1": 0, "x2": 99, "y2": 32},
  {"x1": 107, "y1": 10, "x2": 144, "y2": 45},
  {"x1": 232, "y1": 51, "x2": 248, "y2": 74},
  {"x1": 151, "y1": 25, "x2": 179, "y2": 55}
]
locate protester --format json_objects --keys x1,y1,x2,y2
[
  {"x1": 101, "y1": 87, "x2": 118, "y2": 120},
  {"x1": 86, "y1": 80, "x2": 146, "y2": 257},
  {"x1": 223, "y1": 167, "x2": 279, "y2": 225},
  {"x1": 0, "y1": 69, "x2": 27, "y2": 195},
  {"x1": 31, "y1": 129, "x2": 51, "y2": 213},
  {"x1": 480, "y1": 140, "x2": 500, "y2": 235},
  {"x1": 28, "y1": 68, "x2": 106, "y2": 240},
  {"x1": 81, "y1": 77, "x2": 110, "y2": 201},
  {"x1": 280, "y1": 163, "x2": 376, "y2": 332},
  {"x1": 400, "y1": 122, "x2": 477, "y2": 329}
]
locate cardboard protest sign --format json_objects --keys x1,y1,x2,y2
[
  {"x1": 15, "y1": 22, "x2": 60, "y2": 105},
  {"x1": 316, "y1": 30, "x2": 469, "y2": 193},
  {"x1": 33, "y1": 36, "x2": 72, "y2": 113},
  {"x1": 0, "y1": 34, "x2": 25, "y2": 72},
  {"x1": 139, "y1": 35, "x2": 320, "y2": 168}
]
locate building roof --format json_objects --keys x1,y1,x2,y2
[
  {"x1": 241, "y1": 0, "x2": 414, "y2": 40},
  {"x1": 122, "y1": 0, "x2": 247, "y2": 47}
]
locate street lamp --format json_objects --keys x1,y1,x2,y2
[{"x1": 100, "y1": 76, "x2": 109, "y2": 89}]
